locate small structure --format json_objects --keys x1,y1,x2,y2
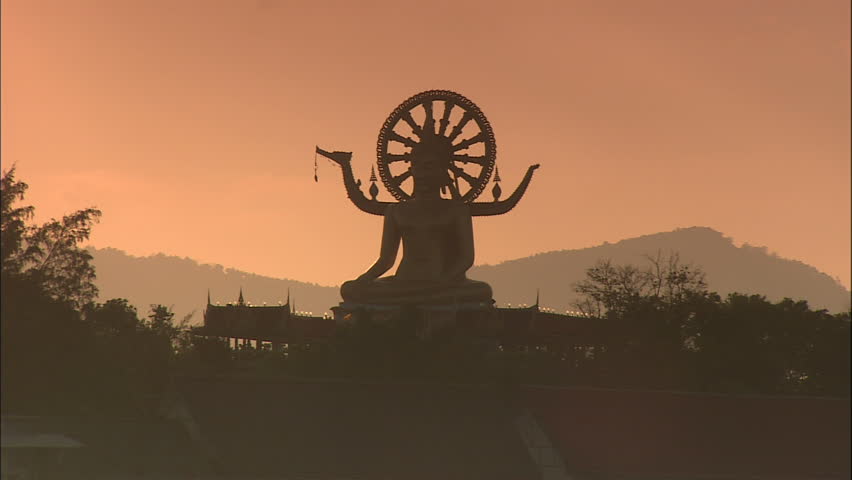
[{"x1": 192, "y1": 289, "x2": 335, "y2": 350}]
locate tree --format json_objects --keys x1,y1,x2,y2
[
  {"x1": 147, "y1": 304, "x2": 176, "y2": 336},
  {"x1": 573, "y1": 251, "x2": 709, "y2": 318},
  {"x1": 2, "y1": 171, "x2": 207, "y2": 414},
  {"x1": 148, "y1": 304, "x2": 196, "y2": 350},
  {"x1": 1, "y1": 167, "x2": 102, "y2": 308},
  {"x1": 571, "y1": 253, "x2": 850, "y2": 396},
  {"x1": 1, "y1": 167, "x2": 34, "y2": 275},
  {"x1": 83, "y1": 298, "x2": 143, "y2": 336},
  {"x1": 25, "y1": 207, "x2": 102, "y2": 308},
  {"x1": 572, "y1": 253, "x2": 714, "y2": 389}
]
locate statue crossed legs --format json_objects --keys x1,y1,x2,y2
[{"x1": 340, "y1": 203, "x2": 493, "y2": 305}]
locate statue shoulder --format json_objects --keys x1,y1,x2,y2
[
  {"x1": 384, "y1": 203, "x2": 398, "y2": 218},
  {"x1": 454, "y1": 201, "x2": 472, "y2": 216},
  {"x1": 434, "y1": 199, "x2": 469, "y2": 216}
]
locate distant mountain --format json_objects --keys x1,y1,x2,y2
[
  {"x1": 469, "y1": 227, "x2": 850, "y2": 313},
  {"x1": 88, "y1": 227, "x2": 850, "y2": 323},
  {"x1": 88, "y1": 248, "x2": 340, "y2": 325}
]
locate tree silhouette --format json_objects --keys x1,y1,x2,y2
[
  {"x1": 1, "y1": 167, "x2": 102, "y2": 308},
  {"x1": 1, "y1": 169, "x2": 183, "y2": 415},
  {"x1": 572, "y1": 254, "x2": 850, "y2": 395},
  {"x1": 573, "y1": 252, "x2": 709, "y2": 318},
  {"x1": 1, "y1": 167, "x2": 34, "y2": 274}
]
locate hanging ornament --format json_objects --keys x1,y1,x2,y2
[
  {"x1": 368, "y1": 165, "x2": 379, "y2": 201},
  {"x1": 492, "y1": 165, "x2": 502, "y2": 201},
  {"x1": 314, "y1": 149, "x2": 319, "y2": 182}
]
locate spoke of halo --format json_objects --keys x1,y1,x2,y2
[
  {"x1": 449, "y1": 164, "x2": 477, "y2": 186},
  {"x1": 452, "y1": 132, "x2": 485, "y2": 152},
  {"x1": 388, "y1": 132, "x2": 419, "y2": 149},
  {"x1": 452, "y1": 154, "x2": 487, "y2": 165},
  {"x1": 452, "y1": 175, "x2": 465, "y2": 197},
  {"x1": 400, "y1": 111, "x2": 422, "y2": 137},
  {"x1": 438, "y1": 101, "x2": 455, "y2": 137},
  {"x1": 447, "y1": 111, "x2": 473, "y2": 142},
  {"x1": 385, "y1": 154, "x2": 410, "y2": 163},
  {"x1": 391, "y1": 170, "x2": 412, "y2": 186},
  {"x1": 422, "y1": 101, "x2": 435, "y2": 135}
]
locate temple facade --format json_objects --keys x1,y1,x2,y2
[
  {"x1": 192, "y1": 289, "x2": 335, "y2": 350},
  {"x1": 193, "y1": 289, "x2": 593, "y2": 350}
]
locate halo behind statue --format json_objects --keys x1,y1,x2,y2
[{"x1": 376, "y1": 90, "x2": 497, "y2": 203}]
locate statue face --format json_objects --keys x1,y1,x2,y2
[{"x1": 411, "y1": 134, "x2": 453, "y2": 190}]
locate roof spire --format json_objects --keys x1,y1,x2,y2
[
  {"x1": 238, "y1": 287, "x2": 245, "y2": 306},
  {"x1": 207, "y1": 289, "x2": 211, "y2": 306},
  {"x1": 534, "y1": 288, "x2": 540, "y2": 309}
]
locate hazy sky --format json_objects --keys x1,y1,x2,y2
[{"x1": 3, "y1": 0, "x2": 850, "y2": 289}]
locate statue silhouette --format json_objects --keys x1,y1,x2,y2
[{"x1": 319, "y1": 90, "x2": 540, "y2": 305}]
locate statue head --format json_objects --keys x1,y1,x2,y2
[{"x1": 410, "y1": 132, "x2": 453, "y2": 193}]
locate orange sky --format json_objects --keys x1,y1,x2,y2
[{"x1": 2, "y1": 0, "x2": 850, "y2": 289}]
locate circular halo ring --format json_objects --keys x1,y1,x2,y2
[{"x1": 376, "y1": 90, "x2": 497, "y2": 202}]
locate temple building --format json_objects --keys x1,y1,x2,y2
[
  {"x1": 193, "y1": 288, "x2": 335, "y2": 350},
  {"x1": 193, "y1": 288, "x2": 593, "y2": 351}
]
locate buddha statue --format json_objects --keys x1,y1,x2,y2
[
  {"x1": 345, "y1": 150, "x2": 491, "y2": 304},
  {"x1": 320, "y1": 154, "x2": 539, "y2": 306},
  {"x1": 317, "y1": 90, "x2": 540, "y2": 306}
]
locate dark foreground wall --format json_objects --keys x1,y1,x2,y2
[
  {"x1": 524, "y1": 386, "x2": 851, "y2": 479},
  {"x1": 12, "y1": 379, "x2": 843, "y2": 478},
  {"x1": 177, "y1": 376, "x2": 850, "y2": 479},
  {"x1": 1, "y1": 415, "x2": 200, "y2": 479},
  {"x1": 179, "y1": 377, "x2": 538, "y2": 479}
]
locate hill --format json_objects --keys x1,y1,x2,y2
[
  {"x1": 88, "y1": 227, "x2": 850, "y2": 322},
  {"x1": 88, "y1": 247, "x2": 339, "y2": 324},
  {"x1": 470, "y1": 226, "x2": 850, "y2": 313}
]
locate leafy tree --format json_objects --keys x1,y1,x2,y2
[
  {"x1": 83, "y1": 298, "x2": 144, "y2": 336},
  {"x1": 147, "y1": 304, "x2": 195, "y2": 352},
  {"x1": 25, "y1": 207, "x2": 102, "y2": 308},
  {"x1": 1, "y1": 166, "x2": 102, "y2": 308},
  {"x1": 1, "y1": 167, "x2": 34, "y2": 274},
  {"x1": 573, "y1": 251, "x2": 708, "y2": 318},
  {"x1": 0, "y1": 271, "x2": 95, "y2": 414},
  {"x1": 148, "y1": 304, "x2": 176, "y2": 333},
  {"x1": 1, "y1": 170, "x2": 172, "y2": 415},
  {"x1": 690, "y1": 294, "x2": 850, "y2": 395},
  {"x1": 81, "y1": 301, "x2": 185, "y2": 407},
  {"x1": 571, "y1": 254, "x2": 850, "y2": 395}
]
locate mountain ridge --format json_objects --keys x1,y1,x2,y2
[
  {"x1": 469, "y1": 226, "x2": 849, "y2": 313},
  {"x1": 88, "y1": 227, "x2": 850, "y2": 323}
]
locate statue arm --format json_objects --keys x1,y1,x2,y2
[
  {"x1": 444, "y1": 207, "x2": 475, "y2": 281},
  {"x1": 356, "y1": 207, "x2": 400, "y2": 281},
  {"x1": 469, "y1": 164, "x2": 540, "y2": 217},
  {"x1": 316, "y1": 147, "x2": 394, "y2": 216}
]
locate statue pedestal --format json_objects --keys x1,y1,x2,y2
[{"x1": 331, "y1": 301, "x2": 497, "y2": 339}]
